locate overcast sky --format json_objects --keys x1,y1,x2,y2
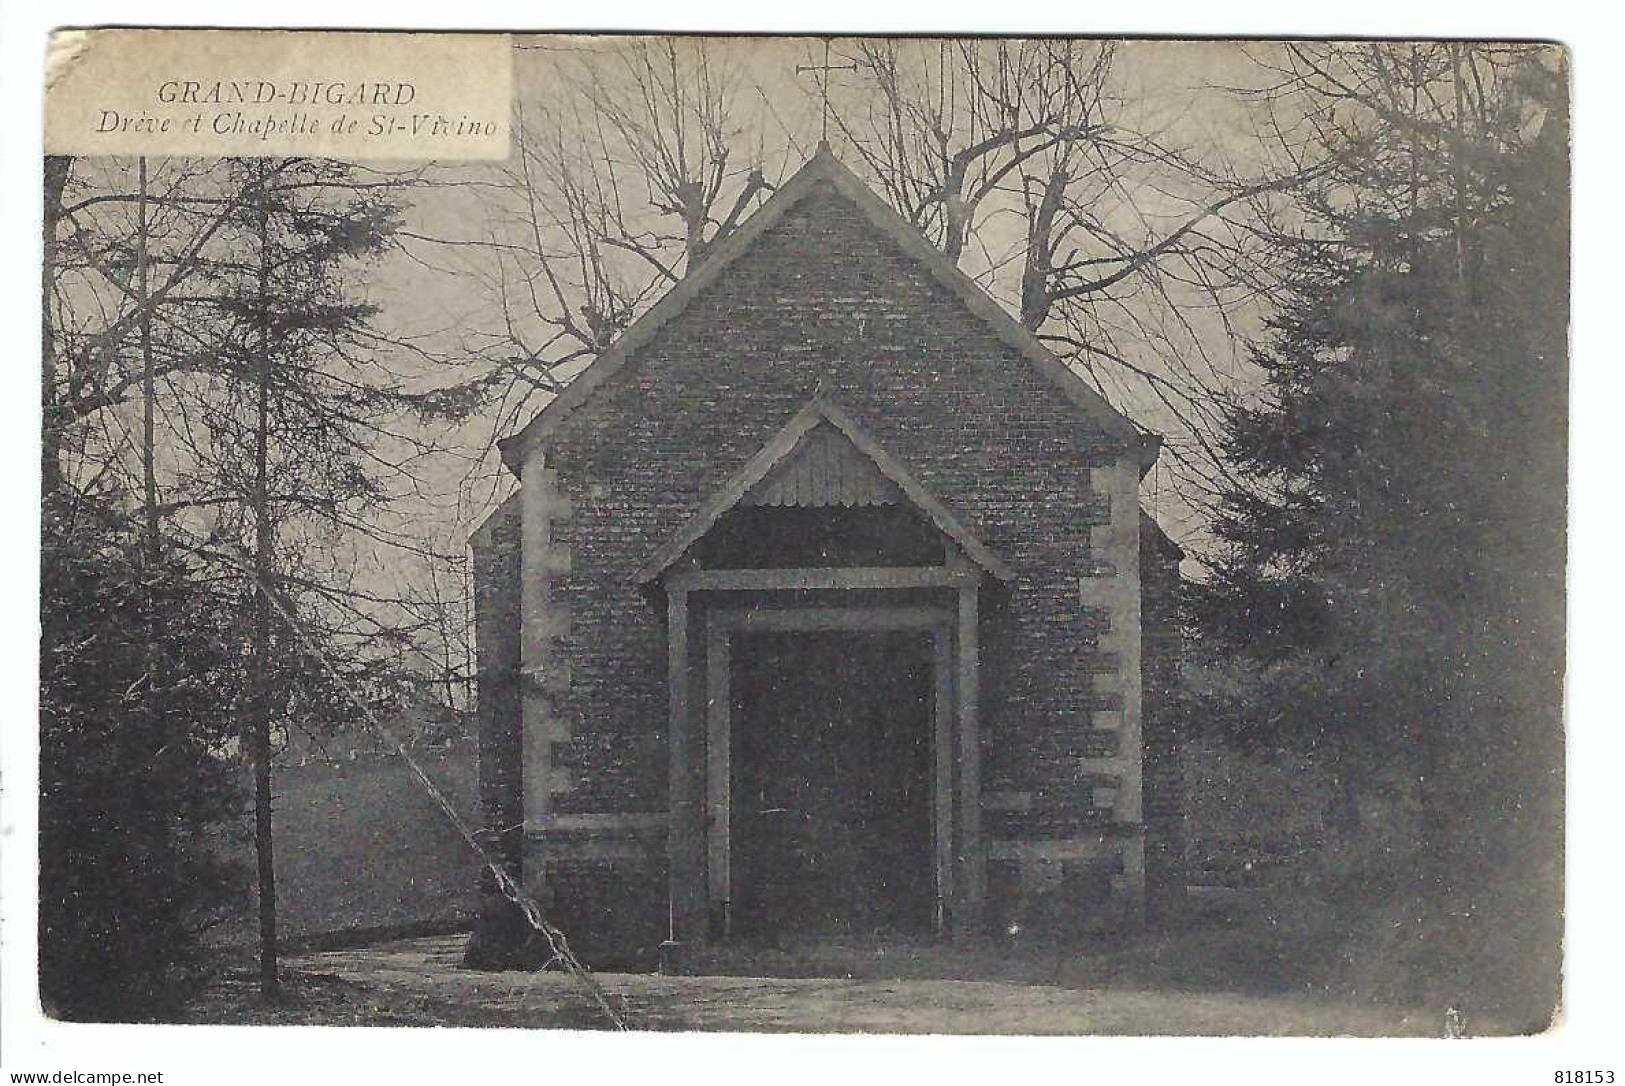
[{"x1": 372, "y1": 37, "x2": 1295, "y2": 569}]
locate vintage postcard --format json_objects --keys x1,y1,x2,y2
[{"x1": 27, "y1": 24, "x2": 1568, "y2": 1054}]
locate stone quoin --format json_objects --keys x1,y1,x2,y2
[{"x1": 468, "y1": 146, "x2": 1185, "y2": 967}]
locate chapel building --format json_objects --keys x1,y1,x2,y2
[{"x1": 471, "y1": 147, "x2": 1184, "y2": 962}]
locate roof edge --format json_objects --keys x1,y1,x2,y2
[
  {"x1": 497, "y1": 145, "x2": 1144, "y2": 475},
  {"x1": 496, "y1": 148, "x2": 841, "y2": 475},
  {"x1": 811, "y1": 153, "x2": 1141, "y2": 446},
  {"x1": 1140, "y1": 507, "x2": 1186, "y2": 561},
  {"x1": 468, "y1": 490, "x2": 521, "y2": 550},
  {"x1": 634, "y1": 394, "x2": 1016, "y2": 585}
]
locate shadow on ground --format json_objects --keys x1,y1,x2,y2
[{"x1": 187, "y1": 889, "x2": 1500, "y2": 1036}]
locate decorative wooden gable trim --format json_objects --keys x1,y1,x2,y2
[
  {"x1": 496, "y1": 145, "x2": 1147, "y2": 476},
  {"x1": 743, "y1": 423, "x2": 900, "y2": 509},
  {"x1": 633, "y1": 396, "x2": 1016, "y2": 585}
]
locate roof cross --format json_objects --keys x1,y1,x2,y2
[{"x1": 796, "y1": 38, "x2": 859, "y2": 147}]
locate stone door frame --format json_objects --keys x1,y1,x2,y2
[{"x1": 662, "y1": 563, "x2": 987, "y2": 943}]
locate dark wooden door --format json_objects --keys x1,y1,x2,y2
[{"x1": 731, "y1": 630, "x2": 933, "y2": 938}]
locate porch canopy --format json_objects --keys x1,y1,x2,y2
[{"x1": 639, "y1": 396, "x2": 1012, "y2": 942}]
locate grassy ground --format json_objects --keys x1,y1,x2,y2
[
  {"x1": 186, "y1": 891, "x2": 1491, "y2": 1036},
  {"x1": 184, "y1": 933, "x2": 1436, "y2": 1035},
  {"x1": 186, "y1": 736, "x2": 1543, "y2": 1035},
  {"x1": 215, "y1": 743, "x2": 480, "y2": 948},
  {"x1": 683, "y1": 890, "x2": 1354, "y2": 999}
]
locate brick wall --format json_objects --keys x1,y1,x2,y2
[
  {"x1": 507, "y1": 177, "x2": 1156, "y2": 949},
  {"x1": 471, "y1": 494, "x2": 523, "y2": 880}
]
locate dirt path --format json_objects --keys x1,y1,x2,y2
[{"x1": 192, "y1": 935, "x2": 1442, "y2": 1036}]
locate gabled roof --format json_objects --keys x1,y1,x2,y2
[
  {"x1": 498, "y1": 143, "x2": 1146, "y2": 476},
  {"x1": 469, "y1": 490, "x2": 519, "y2": 550},
  {"x1": 1141, "y1": 509, "x2": 1186, "y2": 561},
  {"x1": 633, "y1": 395, "x2": 1015, "y2": 585}
]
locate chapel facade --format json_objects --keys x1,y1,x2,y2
[{"x1": 470, "y1": 147, "x2": 1184, "y2": 963}]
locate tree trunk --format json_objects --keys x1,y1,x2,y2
[
  {"x1": 250, "y1": 165, "x2": 280, "y2": 1001},
  {"x1": 41, "y1": 156, "x2": 73, "y2": 497},
  {"x1": 134, "y1": 156, "x2": 180, "y2": 962},
  {"x1": 1020, "y1": 165, "x2": 1067, "y2": 331},
  {"x1": 138, "y1": 157, "x2": 158, "y2": 558}
]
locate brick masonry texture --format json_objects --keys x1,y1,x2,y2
[
  {"x1": 475, "y1": 176, "x2": 1185, "y2": 941},
  {"x1": 543, "y1": 180, "x2": 1125, "y2": 820},
  {"x1": 471, "y1": 495, "x2": 523, "y2": 884}
]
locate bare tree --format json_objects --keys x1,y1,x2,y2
[
  {"x1": 823, "y1": 40, "x2": 1336, "y2": 521},
  {"x1": 43, "y1": 156, "x2": 266, "y2": 502},
  {"x1": 836, "y1": 39, "x2": 1108, "y2": 267},
  {"x1": 44, "y1": 153, "x2": 485, "y2": 998},
  {"x1": 438, "y1": 39, "x2": 1336, "y2": 535},
  {"x1": 465, "y1": 40, "x2": 776, "y2": 389}
]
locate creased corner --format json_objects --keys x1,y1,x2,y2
[{"x1": 44, "y1": 29, "x2": 89, "y2": 95}]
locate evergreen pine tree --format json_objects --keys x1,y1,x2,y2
[{"x1": 1191, "y1": 46, "x2": 1566, "y2": 1022}]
